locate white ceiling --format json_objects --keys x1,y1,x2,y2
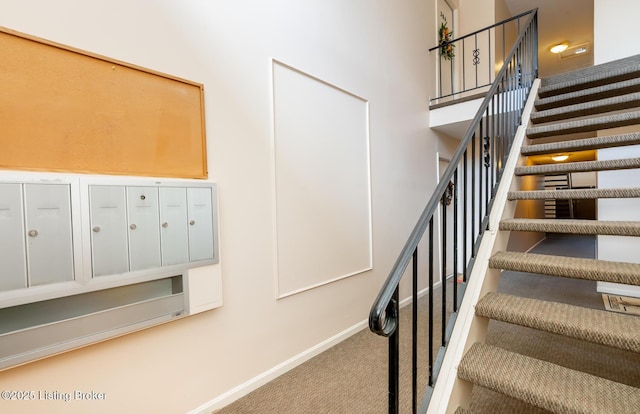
[{"x1": 502, "y1": 0, "x2": 594, "y2": 77}]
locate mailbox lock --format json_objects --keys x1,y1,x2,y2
[
  {"x1": 189, "y1": 220, "x2": 196, "y2": 225},
  {"x1": 162, "y1": 222, "x2": 169, "y2": 228},
  {"x1": 28, "y1": 229, "x2": 39, "y2": 237},
  {"x1": 92, "y1": 226, "x2": 101, "y2": 233},
  {"x1": 130, "y1": 224, "x2": 137, "y2": 230}
]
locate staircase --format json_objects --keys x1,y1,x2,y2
[{"x1": 450, "y1": 55, "x2": 640, "y2": 413}]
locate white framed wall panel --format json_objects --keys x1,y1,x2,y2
[{"x1": 272, "y1": 60, "x2": 373, "y2": 298}]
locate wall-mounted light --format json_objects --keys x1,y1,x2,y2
[
  {"x1": 560, "y1": 42, "x2": 591, "y2": 60},
  {"x1": 550, "y1": 43, "x2": 569, "y2": 54},
  {"x1": 551, "y1": 154, "x2": 569, "y2": 162}
]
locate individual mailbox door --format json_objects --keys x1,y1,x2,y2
[
  {"x1": 187, "y1": 187, "x2": 214, "y2": 262},
  {"x1": 89, "y1": 185, "x2": 129, "y2": 277},
  {"x1": 0, "y1": 183, "x2": 27, "y2": 291},
  {"x1": 127, "y1": 186, "x2": 161, "y2": 271},
  {"x1": 159, "y1": 187, "x2": 189, "y2": 266},
  {"x1": 24, "y1": 184, "x2": 74, "y2": 286}
]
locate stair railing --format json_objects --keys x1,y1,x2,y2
[
  {"x1": 369, "y1": 9, "x2": 538, "y2": 414},
  {"x1": 429, "y1": 9, "x2": 537, "y2": 104}
]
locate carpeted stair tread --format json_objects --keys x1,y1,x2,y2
[
  {"x1": 508, "y1": 187, "x2": 640, "y2": 200},
  {"x1": 476, "y1": 292, "x2": 640, "y2": 353},
  {"x1": 454, "y1": 407, "x2": 474, "y2": 414},
  {"x1": 499, "y1": 218, "x2": 640, "y2": 236},
  {"x1": 535, "y1": 77, "x2": 640, "y2": 111},
  {"x1": 515, "y1": 158, "x2": 640, "y2": 175},
  {"x1": 538, "y1": 54, "x2": 640, "y2": 97},
  {"x1": 526, "y1": 111, "x2": 640, "y2": 139},
  {"x1": 458, "y1": 343, "x2": 640, "y2": 414},
  {"x1": 489, "y1": 251, "x2": 640, "y2": 286},
  {"x1": 531, "y1": 92, "x2": 640, "y2": 124},
  {"x1": 520, "y1": 132, "x2": 640, "y2": 156}
]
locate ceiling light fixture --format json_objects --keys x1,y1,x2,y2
[
  {"x1": 550, "y1": 43, "x2": 569, "y2": 54},
  {"x1": 551, "y1": 154, "x2": 569, "y2": 162}
]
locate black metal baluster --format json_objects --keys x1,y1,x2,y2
[
  {"x1": 439, "y1": 48, "x2": 443, "y2": 99},
  {"x1": 491, "y1": 96, "x2": 496, "y2": 191},
  {"x1": 428, "y1": 217, "x2": 434, "y2": 385},
  {"x1": 485, "y1": 106, "x2": 490, "y2": 213},
  {"x1": 389, "y1": 288, "x2": 399, "y2": 414},
  {"x1": 474, "y1": 34, "x2": 478, "y2": 88},
  {"x1": 441, "y1": 200, "x2": 447, "y2": 346},
  {"x1": 450, "y1": 54, "x2": 454, "y2": 96},
  {"x1": 462, "y1": 39, "x2": 466, "y2": 93},
  {"x1": 463, "y1": 149, "x2": 468, "y2": 282},
  {"x1": 471, "y1": 133, "x2": 476, "y2": 257},
  {"x1": 501, "y1": 78, "x2": 506, "y2": 167},
  {"x1": 478, "y1": 120, "x2": 483, "y2": 232},
  {"x1": 412, "y1": 248, "x2": 418, "y2": 414},
  {"x1": 453, "y1": 168, "x2": 459, "y2": 310}
]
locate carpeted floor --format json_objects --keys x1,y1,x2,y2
[{"x1": 214, "y1": 235, "x2": 640, "y2": 413}]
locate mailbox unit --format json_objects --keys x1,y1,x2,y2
[{"x1": 0, "y1": 173, "x2": 221, "y2": 370}]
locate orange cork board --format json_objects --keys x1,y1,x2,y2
[{"x1": 0, "y1": 27, "x2": 207, "y2": 178}]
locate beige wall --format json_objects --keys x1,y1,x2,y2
[
  {"x1": 458, "y1": 0, "x2": 494, "y2": 35},
  {"x1": 594, "y1": 0, "x2": 640, "y2": 64},
  {"x1": 0, "y1": 1, "x2": 439, "y2": 413},
  {"x1": 594, "y1": 0, "x2": 640, "y2": 297}
]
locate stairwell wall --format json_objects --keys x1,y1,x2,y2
[
  {"x1": 594, "y1": 0, "x2": 640, "y2": 298},
  {"x1": 0, "y1": 1, "x2": 441, "y2": 413}
]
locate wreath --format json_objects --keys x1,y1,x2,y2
[
  {"x1": 439, "y1": 21, "x2": 455, "y2": 60},
  {"x1": 441, "y1": 181, "x2": 455, "y2": 206}
]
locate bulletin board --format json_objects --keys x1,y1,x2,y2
[{"x1": 0, "y1": 27, "x2": 207, "y2": 178}]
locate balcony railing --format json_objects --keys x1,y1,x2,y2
[
  {"x1": 429, "y1": 9, "x2": 537, "y2": 104},
  {"x1": 369, "y1": 9, "x2": 538, "y2": 414}
]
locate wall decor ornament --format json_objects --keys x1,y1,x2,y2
[
  {"x1": 439, "y1": 19, "x2": 455, "y2": 60},
  {"x1": 441, "y1": 181, "x2": 455, "y2": 206}
]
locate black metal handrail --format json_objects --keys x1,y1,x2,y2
[
  {"x1": 369, "y1": 9, "x2": 538, "y2": 414},
  {"x1": 429, "y1": 9, "x2": 537, "y2": 102}
]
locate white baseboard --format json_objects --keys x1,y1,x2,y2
[
  {"x1": 597, "y1": 281, "x2": 640, "y2": 298},
  {"x1": 187, "y1": 318, "x2": 369, "y2": 414},
  {"x1": 189, "y1": 281, "x2": 442, "y2": 414}
]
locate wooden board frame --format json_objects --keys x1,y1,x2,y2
[{"x1": 0, "y1": 27, "x2": 207, "y2": 178}]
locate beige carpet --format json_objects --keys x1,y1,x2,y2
[{"x1": 214, "y1": 235, "x2": 640, "y2": 413}]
